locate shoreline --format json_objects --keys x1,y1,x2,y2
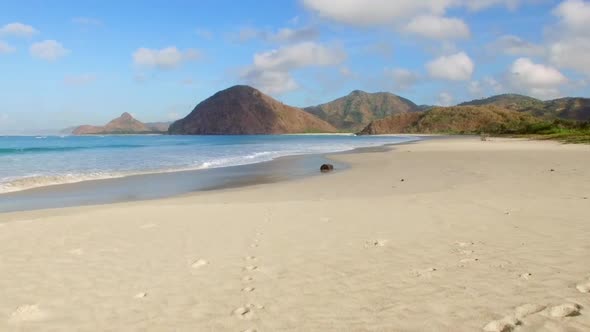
[
  {"x1": 0, "y1": 135, "x2": 422, "y2": 213},
  {"x1": 1, "y1": 137, "x2": 588, "y2": 331}
]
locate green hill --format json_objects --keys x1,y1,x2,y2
[
  {"x1": 359, "y1": 106, "x2": 542, "y2": 135},
  {"x1": 459, "y1": 94, "x2": 590, "y2": 121},
  {"x1": 304, "y1": 90, "x2": 419, "y2": 132}
]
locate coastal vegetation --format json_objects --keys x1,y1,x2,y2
[{"x1": 358, "y1": 105, "x2": 590, "y2": 143}]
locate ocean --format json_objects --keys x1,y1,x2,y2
[{"x1": 0, "y1": 134, "x2": 417, "y2": 211}]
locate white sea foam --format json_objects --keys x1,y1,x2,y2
[{"x1": 0, "y1": 135, "x2": 418, "y2": 194}]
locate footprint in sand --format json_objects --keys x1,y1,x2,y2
[
  {"x1": 519, "y1": 273, "x2": 533, "y2": 280},
  {"x1": 576, "y1": 279, "x2": 590, "y2": 293},
  {"x1": 483, "y1": 315, "x2": 520, "y2": 332},
  {"x1": 460, "y1": 258, "x2": 479, "y2": 264},
  {"x1": 455, "y1": 241, "x2": 475, "y2": 247},
  {"x1": 9, "y1": 305, "x2": 48, "y2": 323},
  {"x1": 244, "y1": 265, "x2": 258, "y2": 272},
  {"x1": 68, "y1": 248, "x2": 84, "y2": 256},
  {"x1": 245, "y1": 256, "x2": 257, "y2": 261},
  {"x1": 514, "y1": 303, "x2": 546, "y2": 319},
  {"x1": 191, "y1": 259, "x2": 209, "y2": 269},
  {"x1": 232, "y1": 307, "x2": 254, "y2": 320},
  {"x1": 242, "y1": 276, "x2": 254, "y2": 282},
  {"x1": 549, "y1": 303, "x2": 582, "y2": 318},
  {"x1": 242, "y1": 287, "x2": 255, "y2": 292},
  {"x1": 247, "y1": 303, "x2": 265, "y2": 309},
  {"x1": 134, "y1": 292, "x2": 148, "y2": 299},
  {"x1": 365, "y1": 240, "x2": 388, "y2": 248},
  {"x1": 410, "y1": 267, "x2": 437, "y2": 278},
  {"x1": 250, "y1": 243, "x2": 259, "y2": 248}
]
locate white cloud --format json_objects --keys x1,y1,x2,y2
[
  {"x1": 469, "y1": 77, "x2": 504, "y2": 97},
  {"x1": 303, "y1": 0, "x2": 527, "y2": 26},
  {"x1": 426, "y1": 52, "x2": 474, "y2": 81},
  {"x1": 242, "y1": 70, "x2": 299, "y2": 95},
  {"x1": 252, "y1": 41, "x2": 345, "y2": 71},
  {"x1": 489, "y1": 35, "x2": 545, "y2": 56},
  {"x1": 547, "y1": 0, "x2": 590, "y2": 76},
  {"x1": 236, "y1": 26, "x2": 319, "y2": 43},
  {"x1": 437, "y1": 92, "x2": 454, "y2": 106},
  {"x1": 385, "y1": 68, "x2": 420, "y2": 91},
  {"x1": 463, "y1": 0, "x2": 523, "y2": 11},
  {"x1": 509, "y1": 57, "x2": 567, "y2": 99},
  {"x1": 30, "y1": 40, "x2": 69, "y2": 61},
  {"x1": 468, "y1": 81, "x2": 482, "y2": 96},
  {"x1": 549, "y1": 38, "x2": 590, "y2": 76},
  {"x1": 484, "y1": 77, "x2": 503, "y2": 93},
  {"x1": 268, "y1": 26, "x2": 319, "y2": 43},
  {"x1": 0, "y1": 40, "x2": 16, "y2": 54},
  {"x1": 241, "y1": 41, "x2": 346, "y2": 95},
  {"x1": 64, "y1": 74, "x2": 97, "y2": 86},
  {"x1": 302, "y1": 0, "x2": 450, "y2": 26},
  {"x1": 72, "y1": 17, "x2": 102, "y2": 26},
  {"x1": 552, "y1": 0, "x2": 590, "y2": 33},
  {"x1": 132, "y1": 47, "x2": 201, "y2": 69},
  {"x1": 0, "y1": 22, "x2": 38, "y2": 37},
  {"x1": 404, "y1": 15, "x2": 470, "y2": 39}
]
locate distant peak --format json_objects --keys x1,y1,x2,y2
[
  {"x1": 225, "y1": 85, "x2": 259, "y2": 93},
  {"x1": 120, "y1": 112, "x2": 134, "y2": 120},
  {"x1": 211, "y1": 85, "x2": 267, "y2": 100},
  {"x1": 350, "y1": 90, "x2": 367, "y2": 95}
]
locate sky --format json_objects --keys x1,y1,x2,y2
[{"x1": 0, "y1": 0, "x2": 589, "y2": 133}]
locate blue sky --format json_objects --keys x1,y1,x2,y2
[{"x1": 1, "y1": 0, "x2": 589, "y2": 133}]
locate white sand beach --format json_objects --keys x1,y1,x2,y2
[{"x1": 1, "y1": 137, "x2": 589, "y2": 331}]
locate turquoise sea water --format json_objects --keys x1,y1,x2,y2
[{"x1": 0, "y1": 135, "x2": 417, "y2": 194}]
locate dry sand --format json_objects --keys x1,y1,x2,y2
[{"x1": 0, "y1": 137, "x2": 589, "y2": 331}]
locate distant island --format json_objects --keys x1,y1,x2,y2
[{"x1": 70, "y1": 113, "x2": 171, "y2": 135}]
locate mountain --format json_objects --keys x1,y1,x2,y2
[
  {"x1": 169, "y1": 85, "x2": 336, "y2": 135},
  {"x1": 459, "y1": 94, "x2": 590, "y2": 121},
  {"x1": 304, "y1": 90, "x2": 419, "y2": 131},
  {"x1": 72, "y1": 113, "x2": 166, "y2": 135},
  {"x1": 145, "y1": 121, "x2": 172, "y2": 132},
  {"x1": 542, "y1": 97, "x2": 590, "y2": 121},
  {"x1": 359, "y1": 106, "x2": 542, "y2": 135},
  {"x1": 458, "y1": 94, "x2": 544, "y2": 110}
]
